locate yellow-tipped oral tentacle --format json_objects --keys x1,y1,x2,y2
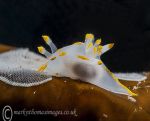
[
  {"x1": 42, "y1": 35, "x2": 57, "y2": 53},
  {"x1": 37, "y1": 46, "x2": 45, "y2": 54}
]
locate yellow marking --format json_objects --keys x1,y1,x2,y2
[
  {"x1": 108, "y1": 43, "x2": 114, "y2": 49},
  {"x1": 74, "y1": 42, "x2": 83, "y2": 45},
  {"x1": 103, "y1": 66, "x2": 137, "y2": 96},
  {"x1": 93, "y1": 47, "x2": 97, "y2": 55},
  {"x1": 98, "y1": 45, "x2": 103, "y2": 50},
  {"x1": 85, "y1": 33, "x2": 94, "y2": 40},
  {"x1": 59, "y1": 52, "x2": 67, "y2": 56},
  {"x1": 77, "y1": 55, "x2": 89, "y2": 60},
  {"x1": 50, "y1": 56, "x2": 56, "y2": 60},
  {"x1": 87, "y1": 42, "x2": 93, "y2": 49},
  {"x1": 97, "y1": 60, "x2": 102, "y2": 65},
  {"x1": 95, "y1": 39, "x2": 101, "y2": 45},
  {"x1": 37, "y1": 63, "x2": 48, "y2": 72},
  {"x1": 42, "y1": 35, "x2": 49, "y2": 43},
  {"x1": 37, "y1": 46, "x2": 44, "y2": 53}
]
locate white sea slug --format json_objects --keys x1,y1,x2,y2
[
  {"x1": 37, "y1": 34, "x2": 137, "y2": 96},
  {"x1": 0, "y1": 34, "x2": 146, "y2": 94}
]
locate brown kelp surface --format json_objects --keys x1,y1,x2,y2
[
  {"x1": 0, "y1": 45, "x2": 150, "y2": 121},
  {"x1": 0, "y1": 44, "x2": 14, "y2": 52}
]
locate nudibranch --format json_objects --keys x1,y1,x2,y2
[{"x1": 37, "y1": 34, "x2": 137, "y2": 96}]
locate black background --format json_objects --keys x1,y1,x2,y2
[{"x1": 0, "y1": 0, "x2": 150, "y2": 72}]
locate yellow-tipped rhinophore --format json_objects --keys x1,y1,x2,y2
[{"x1": 85, "y1": 33, "x2": 94, "y2": 40}]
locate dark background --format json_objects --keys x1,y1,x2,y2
[{"x1": 0, "y1": 0, "x2": 150, "y2": 72}]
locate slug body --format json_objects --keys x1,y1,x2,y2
[{"x1": 37, "y1": 34, "x2": 136, "y2": 96}]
